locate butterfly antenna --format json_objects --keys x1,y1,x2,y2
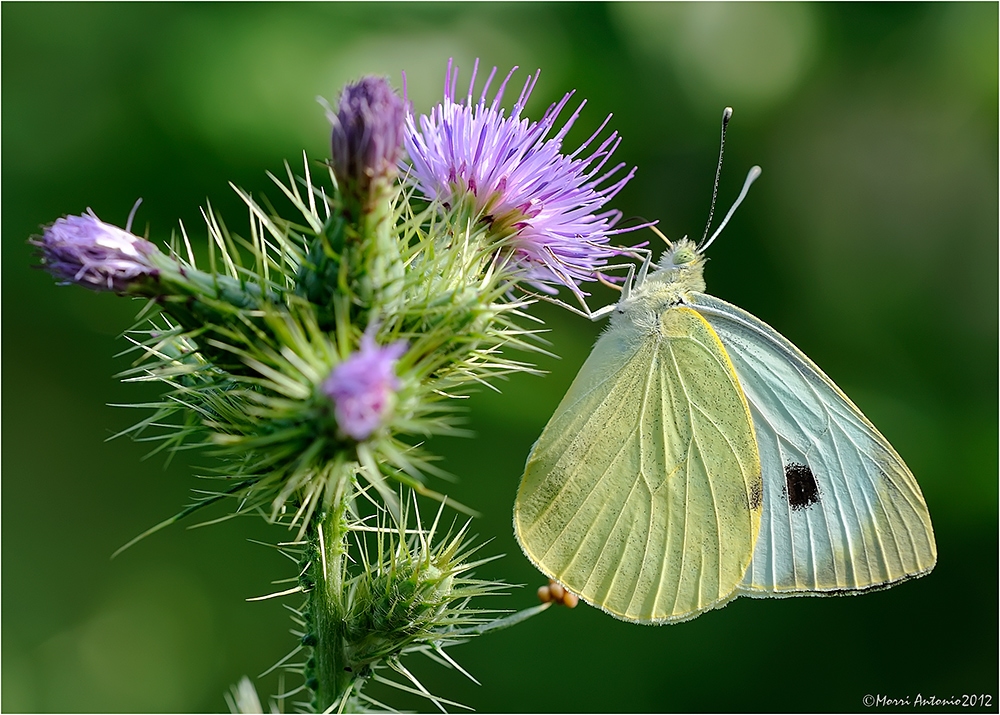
[
  {"x1": 699, "y1": 107, "x2": 733, "y2": 247},
  {"x1": 700, "y1": 165, "x2": 762, "y2": 253}
]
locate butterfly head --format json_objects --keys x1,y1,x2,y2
[
  {"x1": 647, "y1": 238, "x2": 707, "y2": 294},
  {"x1": 664, "y1": 240, "x2": 701, "y2": 269}
]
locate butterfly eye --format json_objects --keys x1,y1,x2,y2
[{"x1": 672, "y1": 248, "x2": 696, "y2": 266}]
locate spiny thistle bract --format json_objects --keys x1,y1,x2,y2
[
  {"x1": 32, "y1": 64, "x2": 640, "y2": 712},
  {"x1": 113, "y1": 160, "x2": 550, "y2": 538},
  {"x1": 300, "y1": 496, "x2": 515, "y2": 712}
]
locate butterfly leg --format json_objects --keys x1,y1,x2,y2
[
  {"x1": 544, "y1": 265, "x2": 631, "y2": 321},
  {"x1": 523, "y1": 240, "x2": 656, "y2": 320},
  {"x1": 518, "y1": 289, "x2": 609, "y2": 321}
]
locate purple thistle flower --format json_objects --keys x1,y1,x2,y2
[
  {"x1": 404, "y1": 59, "x2": 638, "y2": 292},
  {"x1": 329, "y1": 76, "x2": 407, "y2": 209},
  {"x1": 323, "y1": 333, "x2": 408, "y2": 441},
  {"x1": 33, "y1": 209, "x2": 159, "y2": 292}
]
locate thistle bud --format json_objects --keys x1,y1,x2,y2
[
  {"x1": 329, "y1": 76, "x2": 406, "y2": 212},
  {"x1": 33, "y1": 210, "x2": 159, "y2": 292},
  {"x1": 323, "y1": 334, "x2": 407, "y2": 441}
]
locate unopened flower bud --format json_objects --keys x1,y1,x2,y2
[
  {"x1": 34, "y1": 210, "x2": 159, "y2": 292},
  {"x1": 329, "y1": 76, "x2": 406, "y2": 211},
  {"x1": 323, "y1": 334, "x2": 407, "y2": 441}
]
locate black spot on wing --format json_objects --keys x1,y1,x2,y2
[
  {"x1": 749, "y1": 476, "x2": 762, "y2": 512},
  {"x1": 784, "y1": 463, "x2": 820, "y2": 510}
]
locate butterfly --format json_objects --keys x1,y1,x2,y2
[{"x1": 513, "y1": 112, "x2": 936, "y2": 624}]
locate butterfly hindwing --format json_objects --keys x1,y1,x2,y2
[
  {"x1": 691, "y1": 292, "x2": 937, "y2": 595},
  {"x1": 514, "y1": 305, "x2": 762, "y2": 623}
]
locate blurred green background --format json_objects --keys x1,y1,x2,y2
[{"x1": 3, "y1": 3, "x2": 997, "y2": 712}]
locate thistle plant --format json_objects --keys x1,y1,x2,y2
[{"x1": 32, "y1": 59, "x2": 639, "y2": 713}]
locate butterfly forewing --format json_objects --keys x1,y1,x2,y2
[
  {"x1": 691, "y1": 293, "x2": 937, "y2": 595},
  {"x1": 515, "y1": 306, "x2": 762, "y2": 623}
]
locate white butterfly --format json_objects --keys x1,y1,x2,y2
[{"x1": 514, "y1": 114, "x2": 936, "y2": 624}]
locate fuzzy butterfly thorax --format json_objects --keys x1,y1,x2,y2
[{"x1": 612, "y1": 239, "x2": 707, "y2": 332}]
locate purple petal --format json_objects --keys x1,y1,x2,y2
[
  {"x1": 323, "y1": 335, "x2": 407, "y2": 441},
  {"x1": 402, "y1": 61, "x2": 639, "y2": 291}
]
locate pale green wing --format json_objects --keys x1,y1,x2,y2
[
  {"x1": 514, "y1": 306, "x2": 762, "y2": 624},
  {"x1": 691, "y1": 292, "x2": 937, "y2": 596}
]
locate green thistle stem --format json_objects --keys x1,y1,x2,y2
[
  {"x1": 341, "y1": 180, "x2": 403, "y2": 328},
  {"x1": 149, "y1": 265, "x2": 273, "y2": 374},
  {"x1": 310, "y1": 498, "x2": 356, "y2": 712},
  {"x1": 364, "y1": 187, "x2": 404, "y2": 313},
  {"x1": 145, "y1": 252, "x2": 271, "y2": 311}
]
